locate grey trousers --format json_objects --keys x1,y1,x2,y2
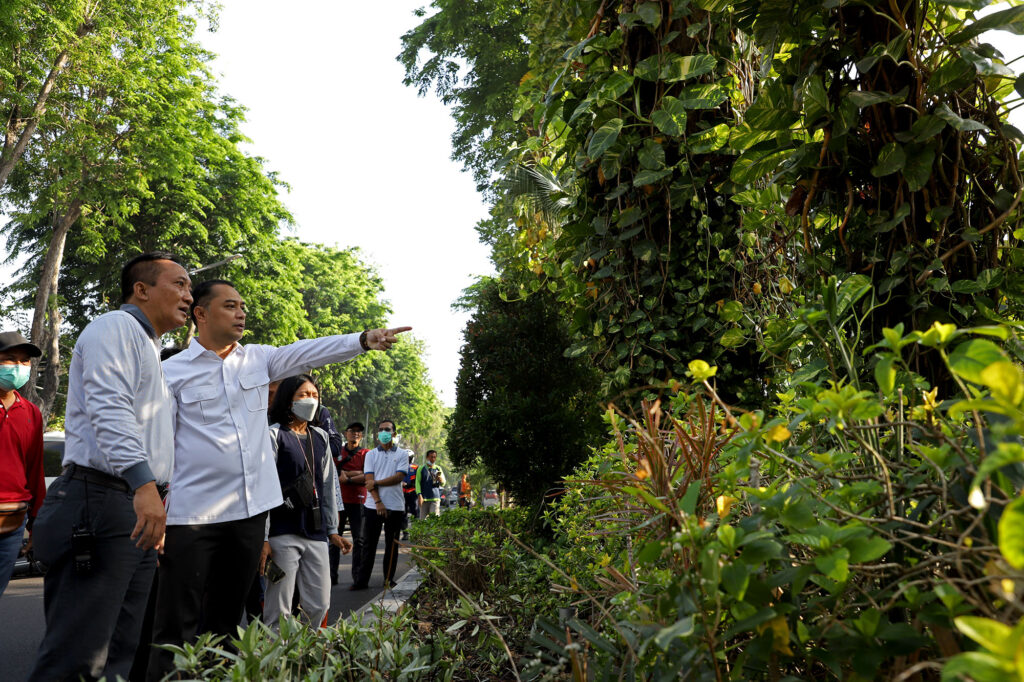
[
  {"x1": 419, "y1": 499, "x2": 440, "y2": 518},
  {"x1": 29, "y1": 473, "x2": 156, "y2": 682},
  {"x1": 264, "y1": 534, "x2": 331, "y2": 628}
]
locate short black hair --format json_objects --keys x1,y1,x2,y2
[
  {"x1": 121, "y1": 252, "x2": 184, "y2": 303},
  {"x1": 189, "y1": 279, "x2": 236, "y2": 325},
  {"x1": 268, "y1": 374, "x2": 318, "y2": 427},
  {"x1": 426, "y1": 450, "x2": 437, "y2": 456},
  {"x1": 378, "y1": 418, "x2": 397, "y2": 433},
  {"x1": 346, "y1": 422, "x2": 365, "y2": 432},
  {"x1": 160, "y1": 347, "x2": 183, "y2": 361}
]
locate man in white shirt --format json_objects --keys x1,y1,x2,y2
[
  {"x1": 29, "y1": 253, "x2": 192, "y2": 682},
  {"x1": 352, "y1": 419, "x2": 409, "y2": 590},
  {"x1": 147, "y1": 279, "x2": 408, "y2": 679}
]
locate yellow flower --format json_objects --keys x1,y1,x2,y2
[{"x1": 766, "y1": 424, "x2": 791, "y2": 443}]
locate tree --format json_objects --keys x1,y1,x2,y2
[
  {"x1": 398, "y1": 0, "x2": 530, "y2": 193},
  {"x1": 447, "y1": 278, "x2": 603, "y2": 506}
]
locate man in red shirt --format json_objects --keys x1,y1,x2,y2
[
  {"x1": 335, "y1": 422, "x2": 368, "y2": 587},
  {"x1": 0, "y1": 331, "x2": 45, "y2": 598}
]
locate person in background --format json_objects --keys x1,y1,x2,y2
[
  {"x1": 459, "y1": 473, "x2": 472, "y2": 509},
  {"x1": 334, "y1": 422, "x2": 368, "y2": 587},
  {"x1": 401, "y1": 454, "x2": 418, "y2": 541},
  {"x1": 146, "y1": 278, "x2": 408, "y2": 680},
  {"x1": 351, "y1": 419, "x2": 408, "y2": 590},
  {"x1": 261, "y1": 374, "x2": 351, "y2": 627},
  {"x1": 30, "y1": 253, "x2": 191, "y2": 681},
  {"x1": 416, "y1": 450, "x2": 447, "y2": 519},
  {"x1": 0, "y1": 332, "x2": 44, "y2": 598}
]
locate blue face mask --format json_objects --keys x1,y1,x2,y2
[
  {"x1": 378, "y1": 430, "x2": 393, "y2": 445},
  {"x1": 0, "y1": 364, "x2": 30, "y2": 391}
]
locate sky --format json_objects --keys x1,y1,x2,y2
[{"x1": 197, "y1": 0, "x2": 495, "y2": 406}]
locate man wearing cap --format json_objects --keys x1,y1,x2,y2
[
  {"x1": 0, "y1": 331, "x2": 45, "y2": 598},
  {"x1": 28, "y1": 252, "x2": 193, "y2": 682}
]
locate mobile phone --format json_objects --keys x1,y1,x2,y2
[
  {"x1": 71, "y1": 525, "x2": 95, "y2": 574},
  {"x1": 264, "y1": 557, "x2": 286, "y2": 584}
]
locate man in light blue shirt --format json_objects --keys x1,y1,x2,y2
[
  {"x1": 29, "y1": 253, "x2": 193, "y2": 682},
  {"x1": 352, "y1": 419, "x2": 409, "y2": 590}
]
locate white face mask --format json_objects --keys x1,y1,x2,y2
[{"x1": 291, "y1": 398, "x2": 319, "y2": 423}]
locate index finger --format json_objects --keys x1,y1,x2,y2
[{"x1": 386, "y1": 326, "x2": 412, "y2": 335}]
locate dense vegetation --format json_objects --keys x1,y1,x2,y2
[{"x1": 408, "y1": 0, "x2": 1024, "y2": 679}]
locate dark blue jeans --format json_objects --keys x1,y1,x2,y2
[
  {"x1": 29, "y1": 473, "x2": 156, "y2": 682},
  {"x1": 0, "y1": 516, "x2": 26, "y2": 598}
]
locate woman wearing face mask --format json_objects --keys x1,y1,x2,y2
[{"x1": 260, "y1": 374, "x2": 351, "y2": 627}]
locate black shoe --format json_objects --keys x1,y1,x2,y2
[
  {"x1": 385, "y1": 579, "x2": 398, "y2": 588},
  {"x1": 349, "y1": 583, "x2": 368, "y2": 591}
]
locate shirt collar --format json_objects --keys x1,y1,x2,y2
[
  {"x1": 119, "y1": 304, "x2": 156, "y2": 339},
  {"x1": 186, "y1": 336, "x2": 243, "y2": 360}
]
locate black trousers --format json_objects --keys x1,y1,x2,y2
[
  {"x1": 355, "y1": 508, "x2": 403, "y2": 587},
  {"x1": 146, "y1": 512, "x2": 267, "y2": 681},
  {"x1": 29, "y1": 473, "x2": 157, "y2": 682},
  {"x1": 330, "y1": 500, "x2": 365, "y2": 583}
]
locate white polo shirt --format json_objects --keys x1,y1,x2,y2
[
  {"x1": 162, "y1": 333, "x2": 363, "y2": 525},
  {"x1": 363, "y1": 445, "x2": 409, "y2": 512}
]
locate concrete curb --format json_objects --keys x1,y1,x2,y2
[{"x1": 353, "y1": 567, "x2": 422, "y2": 623}]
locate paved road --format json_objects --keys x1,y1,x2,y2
[{"x1": 0, "y1": 533, "x2": 413, "y2": 682}]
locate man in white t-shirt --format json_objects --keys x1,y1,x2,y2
[{"x1": 351, "y1": 419, "x2": 408, "y2": 589}]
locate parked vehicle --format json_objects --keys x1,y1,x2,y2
[
  {"x1": 12, "y1": 431, "x2": 64, "y2": 577},
  {"x1": 483, "y1": 489, "x2": 498, "y2": 508}
]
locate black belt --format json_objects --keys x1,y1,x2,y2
[{"x1": 65, "y1": 463, "x2": 132, "y2": 493}]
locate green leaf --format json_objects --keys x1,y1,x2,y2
[
  {"x1": 845, "y1": 536, "x2": 892, "y2": 563},
  {"x1": 954, "y1": 616, "x2": 1017, "y2": 657},
  {"x1": 745, "y1": 82, "x2": 798, "y2": 130},
  {"x1": 903, "y1": 145, "x2": 936, "y2": 192},
  {"x1": 847, "y1": 88, "x2": 907, "y2": 108},
  {"x1": 871, "y1": 143, "x2": 906, "y2": 177},
  {"x1": 635, "y1": 2, "x2": 662, "y2": 28},
  {"x1": 942, "y1": 652, "x2": 1016, "y2": 682},
  {"x1": 875, "y1": 356, "x2": 897, "y2": 394},
  {"x1": 676, "y1": 84, "x2": 728, "y2": 109},
  {"x1": 687, "y1": 123, "x2": 729, "y2": 153},
  {"x1": 730, "y1": 148, "x2": 790, "y2": 184},
  {"x1": 908, "y1": 115, "x2": 947, "y2": 141},
  {"x1": 948, "y1": 338, "x2": 1007, "y2": 384},
  {"x1": 803, "y1": 76, "x2": 829, "y2": 124},
  {"x1": 949, "y1": 4, "x2": 1024, "y2": 43},
  {"x1": 814, "y1": 548, "x2": 850, "y2": 582},
  {"x1": 588, "y1": 118, "x2": 623, "y2": 159},
  {"x1": 720, "y1": 300, "x2": 744, "y2": 323},
  {"x1": 934, "y1": 103, "x2": 991, "y2": 132},
  {"x1": 719, "y1": 328, "x2": 746, "y2": 347},
  {"x1": 633, "y1": 169, "x2": 672, "y2": 186},
  {"x1": 998, "y1": 495, "x2": 1024, "y2": 569},
  {"x1": 927, "y1": 58, "x2": 976, "y2": 94},
  {"x1": 599, "y1": 71, "x2": 635, "y2": 100},
  {"x1": 651, "y1": 96, "x2": 687, "y2": 136},
  {"x1": 680, "y1": 481, "x2": 700, "y2": 515},
  {"x1": 638, "y1": 140, "x2": 666, "y2": 170},
  {"x1": 661, "y1": 54, "x2": 717, "y2": 82},
  {"x1": 653, "y1": 616, "x2": 695, "y2": 649},
  {"x1": 722, "y1": 563, "x2": 750, "y2": 599},
  {"x1": 634, "y1": 55, "x2": 661, "y2": 81}
]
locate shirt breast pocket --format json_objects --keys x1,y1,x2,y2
[
  {"x1": 180, "y1": 385, "x2": 220, "y2": 425},
  {"x1": 239, "y1": 371, "x2": 269, "y2": 412}
]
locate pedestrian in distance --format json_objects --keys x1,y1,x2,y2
[
  {"x1": 0, "y1": 331, "x2": 45, "y2": 599},
  {"x1": 402, "y1": 454, "x2": 418, "y2": 541},
  {"x1": 261, "y1": 374, "x2": 352, "y2": 628},
  {"x1": 351, "y1": 420, "x2": 409, "y2": 590},
  {"x1": 332, "y1": 422, "x2": 368, "y2": 586},
  {"x1": 29, "y1": 252, "x2": 192, "y2": 682},
  {"x1": 146, "y1": 277, "x2": 409, "y2": 680},
  {"x1": 416, "y1": 450, "x2": 447, "y2": 519}
]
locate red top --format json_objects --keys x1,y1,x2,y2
[
  {"x1": 337, "y1": 445, "x2": 367, "y2": 505},
  {"x1": 0, "y1": 391, "x2": 45, "y2": 521}
]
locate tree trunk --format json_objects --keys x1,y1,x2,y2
[
  {"x1": 0, "y1": 21, "x2": 94, "y2": 192},
  {"x1": 24, "y1": 200, "x2": 82, "y2": 424}
]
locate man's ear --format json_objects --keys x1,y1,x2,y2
[
  {"x1": 192, "y1": 305, "x2": 206, "y2": 325},
  {"x1": 133, "y1": 280, "x2": 150, "y2": 302}
]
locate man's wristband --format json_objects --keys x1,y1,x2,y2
[{"x1": 359, "y1": 330, "x2": 370, "y2": 351}]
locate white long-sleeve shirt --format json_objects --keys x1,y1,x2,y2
[
  {"x1": 162, "y1": 334, "x2": 363, "y2": 525},
  {"x1": 63, "y1": 307, "x2": 175, "y2": 488}
]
